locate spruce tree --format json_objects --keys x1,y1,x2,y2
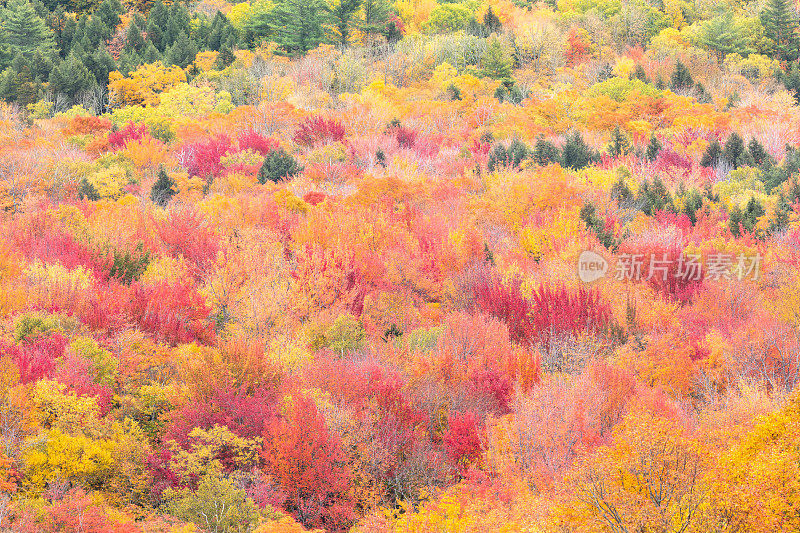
[
  {"x1": 700, "y1": 139, "x2": 723, "y2": 167},
  {"x1": 761, "y1": 0, "x2": 799, "y2": 62},
  {"x1": 166, "y1": 31, "x2": 198, "y2": 69},
  {"x1": 146, "y1": 0, "x2": 169, "y2": 51},
  {"x1": 258, "y1": 149, "x2": 303, "y2": 183},
  {"x1": 481, "y1": 36, "x2": 513, "y2": 80},
  {"x1": 359, "y1": 0, "x2": 391, "y2": 39},
  {"x1": 49, "y1": 53, "x2": 95, "y2": 100},
  {"x1": 151, "y1": 166, "x2": 176, "y2": 206},
  {"x1": 483, "y1": 7, "x2": 502, "y2": 34},
  {"x1": 645, "y1": 134, "x2": 662, "y2": 161},
  {"x1": 328, "y1": 0, "x2": 362, "y2": 46},
  {"x1": 723, "y1": 132, "x2": 746, "y2": 169},
  {"x1": 608, "y1": 125, "x2": 631, "y2": 158},
  {"x1": 561, "y1": 131, "x2": 596, "y2": 170},
  {"x1": 670, "y1": 60, "x2": 693, "y2": 91},
  {"x1": 533, "y1": 136, "x2": 559, "y2": 166}
]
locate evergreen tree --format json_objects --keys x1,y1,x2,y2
[
  {"x1": 610, "y1": 175, "x2": 633, "y2": 203},
  {"x1": 213, "y1": 46, "x2": 235, "y2": 70},
  {"x1": 125, "y1": 21, "x2": 146, "y2": 54},
  {"x1": 258, "y1": 149, "x2": 303, "y2": 183},
  {"x1": 533, "y1": 136, "x2": 560, "y2": 166},
  {"x1": 328, "y1": 0, "x2": 362, "y2": 46},
  {"x1": 49, "y1": 52, "x2": 95, "y2": 100},
  {"x1": 645, "y1": 134, "x2": 662, "y2": 161},
  {"x1": 166, "y1": 31, "x2": 198, "y2": 69},
  {"x1": 483, "y1": 7, "x2": 502, "y2": 34},
  {"x1": 151, "y1": 166, "x2": 176, "y2": 206},
  {"x1": 670, "y1": 60, "x2": 693, "y2": 91},
  {"x1": 165, "y1": 3, "x2": 191, "y2": 49},
  {"x1": 561, "y1": 131, "x2": 596, "y2": 170},
  {"x1": 1, "y1": 0, "x2": 57, "y2": 57},
  {"x1": 633, "y1": 64, "x2": 648, "y2": 83},
  {"x1": 488, "y1": 139, "x2": 529, "y2": 171},
  {"x1": 723, "y1": 132, "x2": 747, "y2": 169},
  {"x1": 0, "y1": 54, "x2": 39, "y2": 106},
  {"x1": 608, "y1": 125, "x2": 631, "y2": 158},
  {"x1": 698, "y1": 13, "x2": 752, "y2": 65},
  {"x1": 141, "y1": 41, "x2": 162, "y2": 64},
  {"x1": 748, "y1": 138, "x2": 774, "y2": 167},
  {"x1": 359, "y1": 0, "x2": 391, "y2": 39},
  {"x1": 769, "y1": 192, "x2": 790, "y2": 233},
  {"x1": 84, "y1": 13, "x2": 111, "y2": 46},
  {"x1": 761, "y1": 0, "x2": 799, "y2": 63},
  {"x1": 681, "y1": 188, "x2": 704, "y2": 224},
  {"x1": 146, "y1": 0, "x2": 169, "y2": 51},
  {"x1": 84, "y1": 47, "x2": 116, "y2": 87},
  {"x1": 94, "y1": 0, "x2": 124, "y2": 31},
  {"x1": 481, "y1": 36, "x2": 513, "y2": 80},
  {"x1": 268, "y1": 0, "x2": 327, "y2": 54},
  {"x1": 780, "y1": 63, "x2": 800, "y2": 103},
  {"x1": 700, "y1": 139, "x2": 723, "y2": 167}
]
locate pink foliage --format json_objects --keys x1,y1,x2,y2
[{"x1": 156, "y1": 207, "x2": 220, "y2": 276}]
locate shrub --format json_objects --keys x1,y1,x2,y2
[
  {"x1": 257, "y1": 149, "x2": 303, "y2": 183},
  {"x1": 293, "y1": 116, "x2": 346, "y2": 147},
  {"x1": 237, "y1": 130, "x2": 279, "y2": 155},
  {"x1": 183, "y1": 135, "x2": 232, "y2": 180},
  {"x1": 108, "y1": 122, "x2": 149, "y2": 150}
]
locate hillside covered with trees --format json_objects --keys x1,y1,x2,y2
[{"x1": 0, "y1": 0, "x2": 800, "y2": 530}]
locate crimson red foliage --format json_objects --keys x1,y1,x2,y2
[
  {"x1": 618, "y1": 240, "x2": 704, "y2": 303},
  {"x1": 303, "y1": 191, "x2": 326, "y2": 206},
  {"x1": 467, "y1": 368, "x2": 513, "y2": 415},
  {"x1": 237, "y1": 130, "x2": 279, "y2": 156},
  {"x1": 443, "y1": 411, "x2": 483, "y2": 475},
  {"x1": 156, "y1": 207, "x2": 220, "y2": 276},
  {"x1": 392, "y1": 125, "x2": 417, "y2": 149},
  {"x1": 293, "y1": 116, "x2": 346, "y2": 147},
  {"x1": 53, "y1": 349, "x2": 113, "y2": 416},
  {"x1": 127, "y1": 281, "x2": 214, "y2": 345},
  {"x1": 108, "y1": 122, "x2": 150, "y2": 150},
  {"x1": 182, "y1": 134, "x2": 232, "y2": 179},
  {"x1": 5, "y1": 333, "x2": 68, "y2": 384},
  {"x1": 472, "y1": 271, "x2": 612, "y2": 345}
]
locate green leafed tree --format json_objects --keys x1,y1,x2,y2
[
  {"x1": 698, "y1": 12, "x2": 752, "y2": 64},
  {"x1": 327, "y1": 0, "x2": 362, "y2": 46}
]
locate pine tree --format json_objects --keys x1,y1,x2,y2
[
  {"x1": 0, "y1": 54, "x2": 39, "y2": 106},
  {"x1": 483, "y1": 7, "x2": 502, "y2": 34},
  {"x1": 328, "y1": 0, "x2": 362, "y2": 46},
  {"x1": 723, "y1": 132, "x2": 747, "y2": 169},
  {"x1": 84, "y1": 47, "x2": 116, "y2": 87},
  {"x1": 268, "y1": 0, "x2": 327, "y2": 54},
  {"x1": 258, "y1": 149, "x2": 303, "y2": 183},
  {"x1": 125, "y1": 22, "x2": 146, "y2": 54},
  {"x1": 748, "y1": 138, "x2": 774, "y2": 167},
  {"x1": 533, "y1": 136, "x2": 560, "y2": 166},
  {"x1": 761, "y1": 0, "x2": 799, "y2": 63},
  {"x1": 359, "y1": 0, "x2": 391, "y2": 40},
  {"x1": 561, "y1": 131, "x2": 596, "y2": 170},
  {"x1": 670, "y1": 60, "x2": 693, "y2": 91},
  {"x1": 608, "y1": 125, "x2": 631, "y2": 158},
  {"x1": 151, "y1": 166, "x2": 176, "y2": 206},
  {"x1": 645, "y1": 134, "x2": 661, "y2": 161},
  {"x1": 146, "y1": 0, "x2": 169, "y2": 51},
  {"x1": 481, "y1": 36, "x2": 513, "y2": 80},
  {"x1": 1, "y1": 0, "x2": 57, "y2": 57},
  {"x1": 84, "y1": 13, "x2": 110, "y2": 46},
  {"x1": 700, "y1": 139, "x2": 723, "y2": 167},
  {"x1": 94, "y1": 0, "x2": 124, "y2": 31}
]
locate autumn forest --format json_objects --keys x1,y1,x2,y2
[{"x1": 0, "y1": 0, "x2": 799, "y2": 530}]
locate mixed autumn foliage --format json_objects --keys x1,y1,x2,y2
[{"x1": 1, "y1": 0, "x2": 800, "y2": 530}]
